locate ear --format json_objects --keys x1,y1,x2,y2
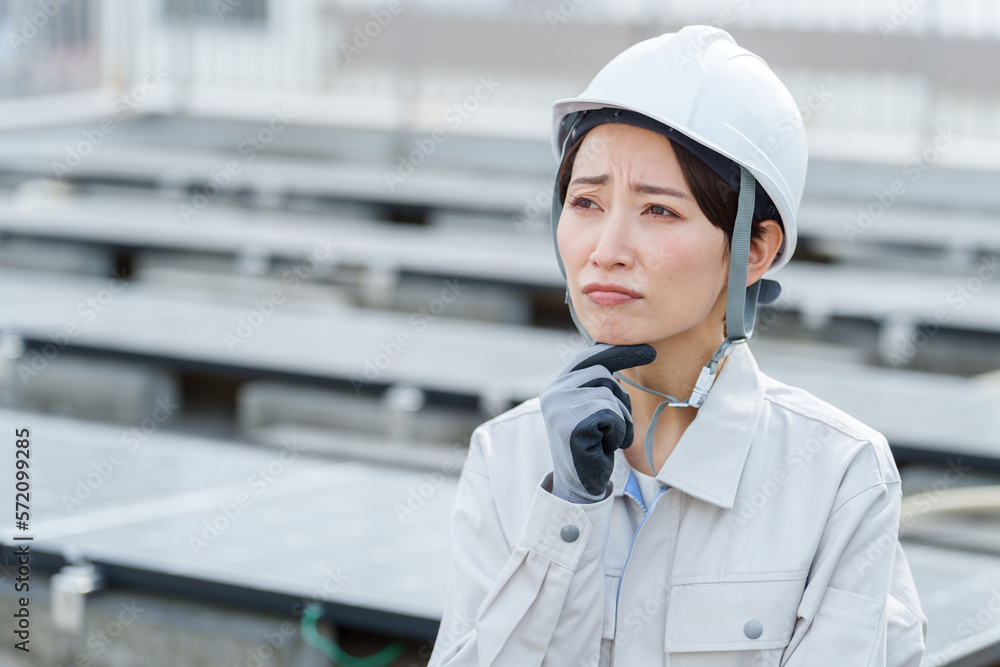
[{"x1": 746, "y1": 219, "x2": 783, "y2": 287}]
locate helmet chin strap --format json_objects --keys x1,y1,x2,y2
[{"x1": 553, "y1": 165, "x2": 763, "y2": 475}]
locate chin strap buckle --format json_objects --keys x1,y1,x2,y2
[
  {"x1": 685, "y1": 363, "x2": 717, "y2": 409},
  {"x1": 685, "y1": 338, "x2": 738, "y2": 408}
]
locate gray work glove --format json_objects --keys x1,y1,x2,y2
[{"x1": 539, "y1": 343, "x2": 657, "y2": 504}]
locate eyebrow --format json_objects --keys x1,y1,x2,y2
[{"x1": 567, "y1": 174, "x2": 689, "y2": 199}]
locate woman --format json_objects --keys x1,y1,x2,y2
[{"x1": 429, "y1": 26, "x2": 928, "y2": 666}]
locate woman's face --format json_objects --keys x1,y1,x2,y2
[{"x1": 557, "y1": 122, "x2": 731, "y2": 347}]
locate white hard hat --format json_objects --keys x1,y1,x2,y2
[
  {"x1": 547, "y1": 26, "x2": 810, "y2": 473},
  {"x1": 551, "y1": 24, "x2": 807, "y2": 275}
]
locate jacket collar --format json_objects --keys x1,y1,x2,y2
[{"x1": 610, "y1": 342, "x2": 765, "y2": 510}]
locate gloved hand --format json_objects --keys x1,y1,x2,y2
[{"x1": 540, "y1": 343, "x2": 657, "y2": 504}]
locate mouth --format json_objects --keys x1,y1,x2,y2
[{"x1": 582, "y1": 282, "x2": 642, "y2": 306}]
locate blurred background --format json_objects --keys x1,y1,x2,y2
[{"x1": 1, "y1": 0, "x2": 1000, "y2": 665}]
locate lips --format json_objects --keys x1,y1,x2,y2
[{"x1": 582, "y1": 282, "x2": 642, "y2": 305}]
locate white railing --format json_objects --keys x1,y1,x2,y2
[{"x1": 1, "y1": 0, "x2": 999, "y2": 159}]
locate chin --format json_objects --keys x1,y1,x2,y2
[
  {"x1": 575, "y1": 299, "x2": 662, "y2": 345},
  {"x1": 594, "y1": 334, "x2": 644, "y2": 346},
  {"x1": 585, "y1": 313, "x2": 699, "y2": 348},
  {"x1": 583, "y1": 319, "x2": 649, "y2": 347}
]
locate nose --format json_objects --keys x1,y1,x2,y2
[{"x1": 589, "y1": 206, "x2": 636, "y2": 271}]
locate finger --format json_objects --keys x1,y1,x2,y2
[
  {"x1": 579, "y1": 376, "x2": 631, "y2": 413},
  {"x1": 542, "y1": 386, "x2": 630, "y2": 434},
  {"x1": 569, "y1": 409, "x2": 626, "y2": 495},
  {"x1": 620, "y1": 410, "x2": 634, "y2": 451},
  {"x1": 576, "y1": 378, "x2": 634, "y2": 450},
  {"x1": 570, "y1": 343, "x2": 657, "y2": 374},
  {"x1": 566, "y1": 389, "x2": 633, "y2": 454}
]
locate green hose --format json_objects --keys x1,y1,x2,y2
[{"x1": 300, "y1": 603, "x2": 405, "y2": 667}]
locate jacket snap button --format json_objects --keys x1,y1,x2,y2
[
  {"x1": 560, "y1": 524, "x2": 580, "y2": 542},
  {"x1": 743, "y1": 620, "x2": 763, "y2": 639}
]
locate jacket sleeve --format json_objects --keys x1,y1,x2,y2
[
  {"x1": 428, "y1": 426, "x2": 615, "y2": 667},
  {"x1": 885, "y1": 540, "x2": 929, "y2": 667},
  {"x1": 781, "y1": 438, "x2": 926, "y2": 667}
]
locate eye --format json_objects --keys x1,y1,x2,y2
[
  {"x1": 648, "y1": 204, "x2": 678, "y2": 218},
  {"x1": 568, "y1": 195, "x2": 597, "y2": 210}
]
